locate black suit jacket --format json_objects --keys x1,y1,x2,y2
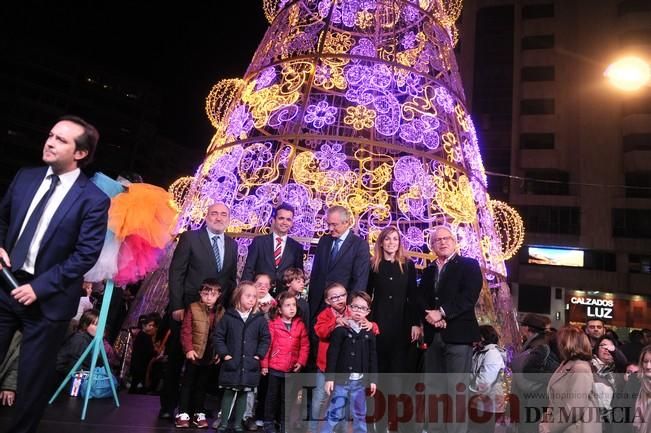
[
  {"x1": 308, "y1": 232, "x2": 370, "y2": 322},
  {"x1": 168, "y1": 228, "x2": 238, "y2": 310},
  {"x1": 0, "y1": 167, "x2": 109, "y2": 321},
  {"x1": 241, "y1": 233, "x2": 303, "y2": 289},
  {"x1": 418, "y1": 254, "x2": 483, "y2": 344}
]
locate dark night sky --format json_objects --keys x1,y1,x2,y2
[{"x1": 5, "y1": 1, "x2": 269, "y2": 159}]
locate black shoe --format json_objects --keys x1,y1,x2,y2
[
  {"x1": 158, "y1": 409, "x2": 172, "y2": 420},
  {"x1": 242, "y1": 417, "x2": 258, "y2": 431}
]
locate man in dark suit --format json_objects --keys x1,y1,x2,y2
[
  {"x1": 308, "y1": 205, "x2": 370, "y2": 324},
  {"x1": 161, "y1": 202, "x2": 238, "y2": 420},
  {"x1": 0, "y1": 115, "x2": 110, "y2": 433},
  {"x1": 242, "y1": 202, "x2": 303, "y2": 293},
  {"x1": 418, "y1": 226, "x2": 483, "y2": 433}
]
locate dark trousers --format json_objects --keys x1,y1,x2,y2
[
  {"x1": 255, "y1": 373, "x2": 269, "y2": 420},
  {"x1": 264, "y1": 374, "x2": 286, "y2": 430},
  {"x1": 423, "y1": 333, "x2": 473, "y2": 433},
  {"x1": 179, "y1": 361, "x2": 211, "y2": 415},
  {"x1": 160, "y1": 315, "x2": 184, "y2": 413},
  {"x1": 0, "y1": 279, "x2": 69, "y2": 433}
]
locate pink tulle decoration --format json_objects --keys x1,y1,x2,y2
[{"x1": 114, "y1": 235, "x2": 163, "y2": 286}]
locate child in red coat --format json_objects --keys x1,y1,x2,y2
[{"x1": 261, "y1": 292, "x2": 309, "y2": 433}]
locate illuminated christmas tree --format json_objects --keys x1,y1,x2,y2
[{"x1": 125, "y1": 0, "x2": 524, "y2": 350}]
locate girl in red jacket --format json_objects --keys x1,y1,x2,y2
[{"x1": 260, "y1": 291, "x2": 309, "y2": 433}]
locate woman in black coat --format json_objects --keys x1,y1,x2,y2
[{"x1": 367, "y1": 226, "x2": 421, "y2": 373}]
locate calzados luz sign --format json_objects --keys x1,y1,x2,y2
[{"x1": 570, "y1": 297, "x2": 614, "y2": 319}]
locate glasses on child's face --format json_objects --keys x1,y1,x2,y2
[
  {"x1": 349, "y1": 304, "x2": 369, "y2": 312},
  {"x1": 201, "y1": 289, "x2": 220, "y2": 296},
  {"x1": 329, "y1": 293, "x2": 347, "y2": 302}
]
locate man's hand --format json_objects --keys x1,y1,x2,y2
[
  {"x1": 172, "y1": 309, "x2": 185, "y2": 322},
  {"x1": 369, "y1": 383, "x2": 377, "y2": 397},
  {"x1": 324, "y1": 380, "x2": 334, "y2": 395},
  {"x1": 223, "y1": 355, "x2": 233, "y2": 361},
  {"x1": 12, "y1": 284, "x2": 37, "y2": 305},
  {"x1": 425, "y1": 309, "x2": 442, "y2": 325},
  {"x1": 434, "y1": 319, "x2": 447, "y2": 329},
  {"x1": 186, "y1": 350, "x2": 198, "y2": 361},
  {"x1": 410, "y1": 325, "x2": 423, "y2": 342},
  {"x1": 0, "y1": 390, "x2": 15, "y2": 406},
  {"x1": 0, "y1": 249, "x2": 10, "y2": 269}
]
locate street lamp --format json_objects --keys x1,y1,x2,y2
[{"x1": 604, "y1": 55, "x2": 651, "y2": 92}]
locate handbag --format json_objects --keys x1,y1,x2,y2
[{"x1": 79, "y1": 366, "x2": 118, "y2": 399}]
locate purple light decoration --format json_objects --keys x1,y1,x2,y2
[
  {"x1": 351, "y1": 38, "x2": 376, "y2": 58},
  {"x1": 315, "y1": 142, "x2": 349, "y2": 171},
  {"x1": 402, "y1": 31, "x2": 418, "y2": 49},
  {"x1": 226, "y1": 105, "x2": 254, "y2": 138},
  {"x1": 304, "y1": 100, "x2": 338, "y2": 129},
  {"x1": 435, "y1": 87, "x2": 455, "y2": 113},
  {"x1": 256, "y1": 66, "x2": 277, "y2": 90}
]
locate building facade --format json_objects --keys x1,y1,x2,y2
[{"x1": 458, "y1": 0, "x2": 651, "y2": 330}]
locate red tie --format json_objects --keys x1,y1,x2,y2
[{"x1": 274, "y1": 237, "x2": 283, "y2": 268}]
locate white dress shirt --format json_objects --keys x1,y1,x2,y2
[{"x1": 19, "y1": 167, "x2": 80, "y2": 273}]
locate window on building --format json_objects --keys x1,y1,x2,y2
[
  {"x1": 518, "y1": 284, "x2": 551, "y2": 314},
  {"x1": 583, "y1": 250, "x2": 617, "y2": 272},
  {"x1": 522, "y1": 66, "x2": 555, "y2": 81},
  {"x1": 524, "y1": 169, "x2": 570, "y2": 195},
  {"x1": 623, "y1": 134, "x2": 651, "y2": 152},
  {"x1": 522, "y1": 3, "x2": 554, "y2": 19},
  {"x1": 519, "y1": 205, "x2": 581, "y2": 235},
  {"x1": 520, "y1": 133, "x2": 555, "y2": 149},
  {"x1": 613, "y1": 209, "x2": 651, "y2": 238},
  {"x1": 522, "y1": 35, "x2": 555, "y2": 50},
  {"x1": 629, "y1": 254, "x2": 651, "y2": 274},
  {"x1": 521, "y1": 99, "x2": 555, "y2": 115},
  {"x1": 625, "y1": 172, "x2": 651, "y2": 198},
  {"x1": 618, "y1": 0, "x2": 651, "y2": 16}
]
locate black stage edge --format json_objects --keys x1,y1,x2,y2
[{"x1": 0, "y1": 392, "x2": 226, "y2": 433}]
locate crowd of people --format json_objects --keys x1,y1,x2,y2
[{"x1": 1, "y1": 115, "x2": 651, "y2": 433}]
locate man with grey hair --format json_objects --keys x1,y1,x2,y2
[
  {"x1": 307, "y1": 205, "x2": 370, "y2": 324},
  {"x1": 417, "y1": 225, "x2": 483, "y2": 433}
]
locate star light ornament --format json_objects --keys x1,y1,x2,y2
[{"x1": 162, "y1": 0, "x2": 523, "y2": 347}]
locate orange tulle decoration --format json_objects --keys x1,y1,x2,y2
[{"x1": 108, "y1": 183, "x2": 177, "y2": 248}]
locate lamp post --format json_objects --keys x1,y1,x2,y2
[{"x1": 604, "y1": 55, "x2": 651, "y2": 92}]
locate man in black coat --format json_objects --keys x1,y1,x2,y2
[
  {"x1": 307, "y1": 206, "x2": 370, "y2": 324},
  {"x1": 160, "y1": 202, "x2": 238, "y2": 419},
  {"x1": 241, "y1": 203, "x2": 303, "y2": 293},
  {"x1": 418, "y1": 226, "x2": 483, "y2": 433}
]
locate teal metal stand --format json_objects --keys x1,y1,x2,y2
[{"x1": 48, "y1": 279, "x2": 120, "y2": 419}]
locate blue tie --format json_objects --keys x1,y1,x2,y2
[
  {"x1": 10, "y1": 174, "x2": 59, "y2": 271},
  {"x1": 330, "y1": 238, "x2": 341, "y2": 264},
  {"x1": 212, "y1": 236, "x2": 222, "y2": 272}
]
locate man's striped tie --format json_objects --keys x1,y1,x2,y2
[{"x1": 274, "y1": 237, "x2": 283, "y2": 268}]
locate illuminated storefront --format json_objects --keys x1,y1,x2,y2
[{"x1": 566, "y1": 290, "x2": 651, "y2": 329}]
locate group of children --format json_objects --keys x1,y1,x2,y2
[{"x1": 177, "y1": 267, "x2": 379, "y2": 433}]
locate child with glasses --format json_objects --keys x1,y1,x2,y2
[
  {"x1": 176, "y1": 278, "x2": 224, "y2": 429},
  {"x1": 311, "y1": 284, "x2": 378, "y2": 432},
  {"x1": 322, "y1": 291, "x2": 378, "y2": 433}
]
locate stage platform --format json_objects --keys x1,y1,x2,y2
[{"x1": 0, "y1": 392, "x2": 225, "y2": 433}]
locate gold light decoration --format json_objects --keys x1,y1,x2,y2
[
  {"x1": 490, "y1": 199, "x2": 525, "y2": 260},
  {"x1": 205, "y1": 78, "x2": 246, "y2": 129},
  {"x1": 168, "y1": 176, "x2": 194, "y2": 212}
]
